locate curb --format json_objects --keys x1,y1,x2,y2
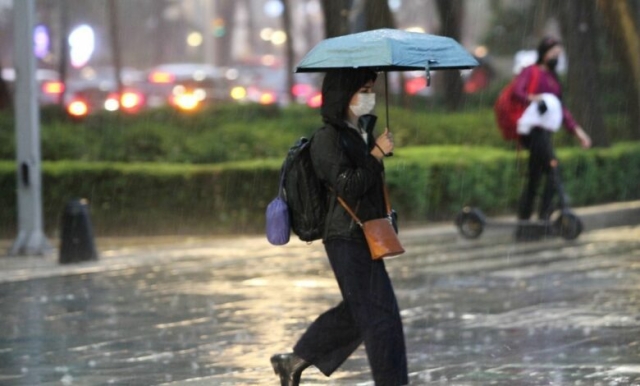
[{"x1": 0, "y1": 200, "x2": 638, "y2": 284}]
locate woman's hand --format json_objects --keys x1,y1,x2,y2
[
  {"x1": 371, "y1": 128, "x2": 394, "y2": 160},
  {"x1": 575, "y1": 126, "x2": 592, "y2": 149}
]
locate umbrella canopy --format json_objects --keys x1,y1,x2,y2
[{"x1": 296, "y1": 28, "x2": 478, "y2": 73}]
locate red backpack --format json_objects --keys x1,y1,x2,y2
[{"x1": 494, "y1": 66, "x2": 540, "y2": 141}]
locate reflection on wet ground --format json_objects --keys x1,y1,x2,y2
[{"x1": 0, "y1": 226, "x2": 639, "y2": 385}]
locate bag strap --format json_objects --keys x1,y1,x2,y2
[
  {"x1": 382, "y1": 178, "x2": 392, "y2": 214},
  {"x1": 528, "y1": 65, "x2": 540, "y2": 95},
  {"x1": 335, "y1": 174, "x2": 393, "y2": 227},
  {"x1": 515, "y1": 66, "x2": 541, "y2": 154},
  {"x1": 277, "y1": 164, "x2": 286, "y2": 198},
  {"x1": 336, "y1": 195, "x2": 363, "y2": 226}
]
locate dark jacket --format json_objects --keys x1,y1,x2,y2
[{"x1": 310, "y1": 117, "x2": 387, "y2": 241}]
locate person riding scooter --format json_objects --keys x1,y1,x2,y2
[{"x1": 511, "y1": 37, "x2": 591, "y2": 240}]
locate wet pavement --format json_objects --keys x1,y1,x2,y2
[{"x1": 0, "y1": 221, "x2": 640, "y2": 385}]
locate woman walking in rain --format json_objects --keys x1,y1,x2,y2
[
  {"x1": 513, "y1": 37, "x2": 591, "y2": 239},
  {"x1": 270, "y1": 68, "x2": 408, "y2": 385}
]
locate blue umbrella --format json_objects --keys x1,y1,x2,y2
[
  {"x1": 296, "y1": 28, "x2": 478, "y2": 74},
  {"x1": 296, "y1": 29, "x2": 478, "y2": 139}
]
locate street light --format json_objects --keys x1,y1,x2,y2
[
  {"x1": 68, "y1": 24, "x2": 95, "y2": 68},
  {"x1": 187, "y1": 31, "x2": 203, "y2": 47},
  {"x1": 270, "y1": 30, "x2": 287, "y2": 45}
]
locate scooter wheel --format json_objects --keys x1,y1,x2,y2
[
  {"x1": 556, "y1": 212, "x2": 583, "y2": 240},
  {"x1": 455, "y1": 208, "x2": 485, "y2": 239}
]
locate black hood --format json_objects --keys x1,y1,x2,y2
[{"x1": 320, "y1": 68, "x2": 377, "y2": 127}]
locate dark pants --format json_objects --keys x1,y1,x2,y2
[
  {"x1": 518, "y1": 128, "x2": 559, "y2": 220},
  {"x1": 293, "y1": 239, "x2": 408, "y2": 385}
]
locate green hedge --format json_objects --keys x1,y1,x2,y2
[
  {"x1": 0, "y1": 104, "x2": 631, "y2": 164},
  {"x1": 386, "y1": 142, "x2": 640, "y2": 220},
  {"x1": 0, "y1": 159, "x2": 281, "y2": 237},
  {"x1": 1, "y1": 142, "x2": 638, "y2": 238}
]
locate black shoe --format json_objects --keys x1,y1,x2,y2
[{"x1": 270, "y1": 352, "x2": 310, "y2": 386}]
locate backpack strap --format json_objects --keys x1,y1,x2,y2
[
  {"x1": 515, "y1": 66, "x2": 542, "y2": 153},
  {"x1": 528, "y1": 65, "x2": 540, "y2": 95},
  {"x1": 277, "y1": 162, "x2": 286, "y2": 198}
]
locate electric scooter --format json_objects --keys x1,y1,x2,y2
[{"x1": 455, "y1": 165, "x2": 583, "y2": 241}]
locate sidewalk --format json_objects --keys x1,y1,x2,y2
[
  {"x1": 0, "y1": 201, "x2": 639, "y2": 385},
  {"x1": 0, "y1": 200, "x2": 638, "y2": 284}
]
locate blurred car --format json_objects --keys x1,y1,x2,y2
[
  {"x1": 64, "y1": 66, "x2": 146, "y2": 117},
  {"x1": 141, "y1": 63, "x2": 229, "y2": 111},
  {"x1": 403, "y1": 70, "x2": 436, "y2": 97},
  {"x1": 226, "y1": 64, "x2": 321, "y2": 107},
  {"x1": 1, "y1": 67, "x2": 64, "y2": 106},
  {"x1": 401, "y1": 55, "x2": 496, "y2": 96}
]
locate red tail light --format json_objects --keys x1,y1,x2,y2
[
  {"x1": 405, "y1": 77, "x2": 427, "y2": 95},
  {"x1": 148, "y1": 71, "x2": 175, "y2": 84},
  {"x1": 42, "y1": 81, "x2": 64, "y2": 95},
  {"x1": 307, "y1": 92, "x2": 322, "y2": 108},
  {"x1": 67, "y1": 99, "x2": 89, "y2": 117},
  {"x1": 259, "y1": 91, "x2": 276, "y2": 105},
  {"x1": 172, "y1": 93, "x2": 200, "y2": 111},
  {"x1": 120, "y1": 91, "x2": 144, "y2": 111},
  {"x1": 104, "y1": 90, "x2": 145, "y2": 113},
  {"x1": 292, "y1": 84, "x2": 312, "y2": 97}
]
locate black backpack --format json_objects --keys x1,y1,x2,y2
[{"x1": 281, "y1": 135, "x2": 328, "y2": 242}]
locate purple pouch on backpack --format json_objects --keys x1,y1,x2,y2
[
  {"x1": 266, "y1": 167, "x2": 290, "y2": 245},
  {"x1": 266, "y1": 196, "x2": 290, "y2": 245}
]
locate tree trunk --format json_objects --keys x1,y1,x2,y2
[
  {"x1": 532, "y1": 0, "x2": 552, "y2": 40},
  {"x1": 0, "y1": 61, "x2": 11, "y2": 111},
  {"x1": 560, "y1": 0, "x2": 609, "y2": 147},
  {"x1": 108, "y1": 0, "x2": 122, "y2": 101},
  {"x1": 363, "y1": 0, "x2": 395, "y2": 30},
  {"x1": 58, "y1": 0, "x2": 70, "y2": 108},
  {"x1": 215, "y1": 0, "x2": 236, "y2": 67},
  {"x1": 281, "y1": 0, "x2": 295, "y2": 103},
  {"x1": 597, "y1": 0, "x2": 640, "y2": 139},
  {"x1": 434, "y1": 0, "x2": 464, "y2": 111},
  {"x1": 241, "y1": 0, "x2": 257, "y2": 57},
  {"x1": 320, "y1": 0, "x2": 352, "y2": 38},
  {"x1": 108, "y1": 0, "x2": 123, "y2": 99},
  {"x1": 361, "y1": 0, "x2": 405, "y2": 109}
]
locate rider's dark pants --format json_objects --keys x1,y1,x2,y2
[{"x1": 518, "y1": 127, "x2": 559, "y2": 220}]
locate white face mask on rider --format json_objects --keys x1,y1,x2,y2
[{"x1": 349, "y1": 93, "x2": 375, "y2": 117}]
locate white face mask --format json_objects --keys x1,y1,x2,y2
[{"x1": 349, "y1": 93, "x2": 375, "y2": 117}]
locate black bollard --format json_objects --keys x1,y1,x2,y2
[{"x1": 59, "y1": 198, "x2": 98, "y2": 264}]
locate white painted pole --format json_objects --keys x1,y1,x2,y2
[{"x1": 9, "y1": 0, "x2": 52, "y2": 256}]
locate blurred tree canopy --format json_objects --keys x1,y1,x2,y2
[
  {"x1": 482, "y1": 1, "x2": 537, "y2": 55},
  {"x1": 597, "y1": 0, "x2": 640, "y2": 139},
  {"x1": 0, "y1": 0, "x2": 638, "y2": 142},
  {"x1": 435, "y1": 0, "x2": 464, "y2": 111},
  {"x1": 559, "y1": 0, "x2": 608, "y2": 147}
]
